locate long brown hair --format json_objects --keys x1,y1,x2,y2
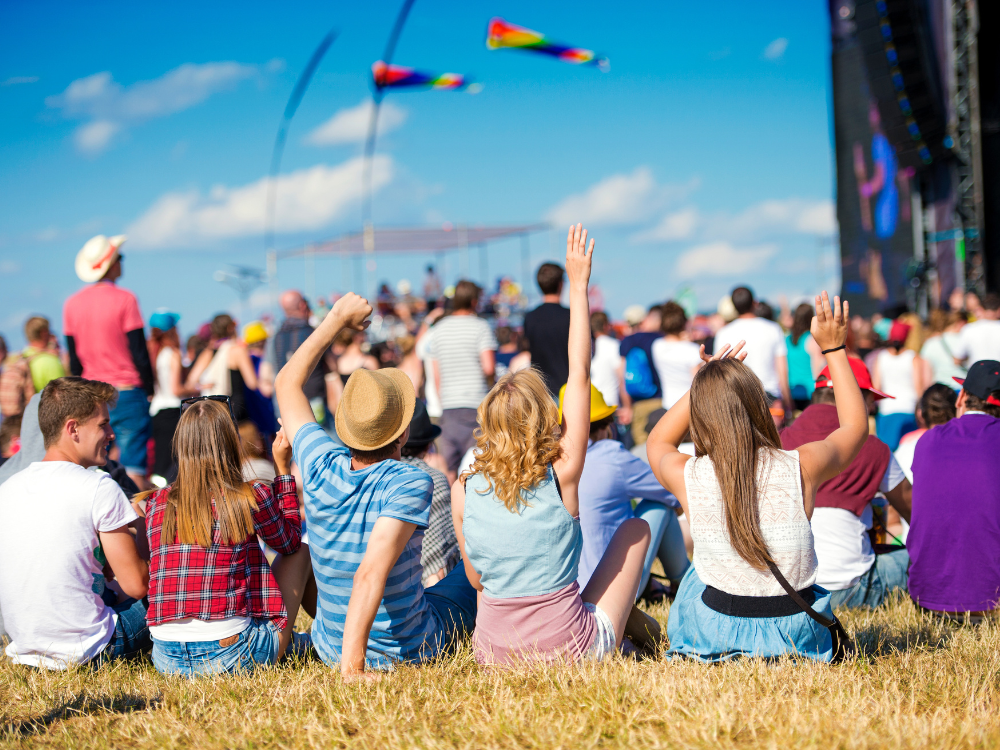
[
  {"x1": 689, "y1": 359, "x2": 782, "y2": 570},
  {"x1": 789, "y1": 303, "x2": 813, "y2": 345},
  {"x1": 148, "y1": 327, "x2": 180, "y2": 368},
  {"x1": 157, "y1": 400, "x2": 258, "y2": 546}
]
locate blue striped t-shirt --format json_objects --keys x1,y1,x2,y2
[{"x1": 292, "y1": 422, "x2": 440, "y2": 668}]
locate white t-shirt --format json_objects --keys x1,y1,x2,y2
[
  {"x1": 953, "y1": 319, "x2": 1000, "y2": 365},
  {"x1": 591, "y1": 335, "x2": 621, "y2": 407},
  {"x1": 0, "y1": 462, "x2": 138, "y2": 668},
  {"x1": 809, "y1": 455, "x2": 906, "y2": 591},
  {"x1": 415, "y1": 333, "x2": 442, "y2": 418},
  {"x1": 651, "y1": 338, "x2": 702, "y2": 409},
  {"x1": 149, "y1": 347, "x2": 181, "y2": 416},
  {"x1": 713, "y1": 317, "x2": 788, "y2": 397}
]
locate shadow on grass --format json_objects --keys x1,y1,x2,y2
[
  {"x1": 2, "y1": 692, "x2": 160, "y2": 738},
  {"x1": 852, "y1": 621, "x2": 954, "y2": 657}
]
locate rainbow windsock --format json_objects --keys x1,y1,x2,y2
[
  {"x1": 372, "y1": 61, "x2": 469, "y2": 90},
  {"x1": 485, "y1": 17, "x2": 609, "y2": 71}
]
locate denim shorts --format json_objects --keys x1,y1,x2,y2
[
  {"x1": 152, "y1": 619, "x2": 280, "y2": 677},
  {"x1": 110, "y1": 387, "x2": 152, "y2": 474}
]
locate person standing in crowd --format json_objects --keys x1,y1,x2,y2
[
  {"x1": 275, "y1": 293, "x2": 477, "y2": 679},
  {"x1": 423, "y1": 265, "x2": 443, "y2": 310},
  {"x1": 274, "y1": 290, "x2": 335, "y2": 425},
  {"x1": 242, "y1": 322, "x2": 279, "y2": 441},
  {"x1": 907, "y1": 360, "x2": 1000, "y2": 622},
  {"x1": 523, "y1": 262, "x2": 571, "y2": 397},
  {"x1": 455, "y1": 224, "x2": 652, "y2": 665},
  {"x1": 589, "y1": 312, "x2": 621, "y2": 410},
  {"x1": 428, "y1": 280, "x2": 497, "y2": 475},
  {"x1": 396, "y1": 333, "x2": 424, "y2": 398},
  {"x1": 142, "y1": 401, "x2": 311, "y2": 676},
  {"x1": 920, "y1": 310, "x2": 967, "y2": 388},
  {"x1": 649, "y1": 293, "x2": 869, "y2": 662},
  {"x1": 0, "y1": 377, "x2": 151, "y2": 668},
  {"x1": 64, "y1": 235, "x2": 155, "y2": 489},
  {"x1": 186, "y1": 315, "x2": 258, "y2": 423},
  {"x1": 894, "y1": 383, "x2": 957, "y2": 484},
  {"x1": 148, "y1": 311, "x2": 193, "y2": 485},
  {"x1": 714, "y1": 286, "x2": 793, "y2": 417},
  {"x1": 400, "y1": 401, "x2": 460, "y2": 588},
  {"x1": 953, "y1": 292, "x2": 1000, "y2": 365},
  {"x1": 415, "y1": 307, "x2": 445, "y2": 424},
  {"x1": 781, "y1": 359, "x2": 911, "y2": 609},
  {"x1": 567, "y1": 383, "x2": 688, "y2": 602},
  {"x1": 651, "y1": 301, "x2": 702, "y2": 410},
  {"x1": 618, "y1": 305, "x2": 664, "y2": 444},
  {"x1": 20, "y1": 317, "x2": 66, "y2": 393},
  {"x1": 493, "y1": 326, "x2": 520, "y2": 380},
  {"x1": 786, "y1": 303, "x2": 823, "y2": 412},
  {"x1": 872, "y1": 320, "x2": 925, "y2": 451}
]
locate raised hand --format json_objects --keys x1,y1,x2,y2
[
  {"x1": 330, "y1": 292, "x2": 373, "y2": 332},
  {"x1": 272, "y1": 423, "x2": 293, "y2": 475},
  {"x1": 810, "y1": 291, "x2": 849, "y2": 353},
  {"x1": 699, "y1": 340, "x2": 748, "y2": 364},
  {"x1": 565, "y1": 223, "x2": 594, "y2": 290}
]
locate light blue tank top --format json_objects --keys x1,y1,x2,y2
[{"x1": 462, "y1": 465, "x2": 582, "y2": 599}]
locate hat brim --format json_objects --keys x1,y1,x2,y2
[
  {"x1": 404, "y1": 422, "x2": 442, "y2": 448},
  {"x1": 592, "y1": 404, "x2": 617, "y2": 422},
  {"x1": 953, "y1": 377, "x2": 965, "y2": 387},
  {"x1": 815, "y1": 379, "x2": 894, "y2": 401},
  {"x1": 335, "y1": 368, "x2": 416, "y2": 451}
]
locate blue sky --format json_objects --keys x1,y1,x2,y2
[{"x1": 0, "y1": 0, "x2": 838, "y2": 348}]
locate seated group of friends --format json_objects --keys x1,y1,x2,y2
[{"x1": 1, "y1": 224, "x2": 998, "y2": 677}]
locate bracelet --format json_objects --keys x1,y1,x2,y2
[{"x1": 821, "y1": 344, "x2": 846, "y2": 355}]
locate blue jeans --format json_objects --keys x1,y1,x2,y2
[
  {"x1": 110, "y1": 388, "x2": 152, "y2": 474},
  {"x1": 423, "y1": 561, "x2": 478, "y2": 651},
  {"x1": 152, "y1": 619, "x2": 280, "y2": 677},
  {"x1": 829, "y1": 548, "x2": 910, "y2": 610},
  {"x1": 875, "y1": 413, "x2": 918, "y2": 452},
  {"x1": 92, "y1": 597, "x2": 152, "y2": 666},
  {"x1": 634, "y1": 500, "x2": 691, "y2": 595}
]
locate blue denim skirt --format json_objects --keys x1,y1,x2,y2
[
  {"x1": 666, "y1": 566, "x2": 835, "y2": 663},
  {"x1": 152, "y1": 619, "x2": 280, "y2": 677}
]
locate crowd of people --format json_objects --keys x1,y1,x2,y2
[{"x1": 0, "y1": 225, "x2": 998, "y2": 676}]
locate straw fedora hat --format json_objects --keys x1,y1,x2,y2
[
  {"x1": 335, "y1": 368, "x2": 416, "y2": 451},
  {"x1": 76, "y1": 234, "x2": 126, "y2": 282}
]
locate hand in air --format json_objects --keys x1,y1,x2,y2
[
  {"x1": 331, "y1": 293, "x2": 373, "y2": 331},
  {"x1": 272, "y1": 425, "x2": 293, "y2": 474},
  {"x1": 564, "y1": 223, "x2": 594, "y2": 289},
  {"x1": 810, "y1": 291, "x2": 849, "y2": 353},
  {"x1": 699, "y1": 340, "x2": 748, "y2": 364}
]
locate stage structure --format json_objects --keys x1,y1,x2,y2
[
  {"x1": 266, "y1": 223, "x2": 548, "y2": 307},
  {"x1": 830, "y1": 0, "x2": 994, "y2": 315}
]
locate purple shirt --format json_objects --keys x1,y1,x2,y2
[{"x1": 908, "y1": 413, "x2": 1000, "y2": 612}]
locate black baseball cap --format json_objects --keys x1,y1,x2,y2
[{"x1": 954, "y1": 360, "x2": 1000, "y2": 406}]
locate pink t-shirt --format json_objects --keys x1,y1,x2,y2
[{"x1": 63, "y1": 282, "x2": 144, "y2": 387}]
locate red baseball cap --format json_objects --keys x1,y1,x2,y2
[{"x1": 815, "y1": 357, "x2": 894, "y2": 400}]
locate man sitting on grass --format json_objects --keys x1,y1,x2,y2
[
  {"x1": 907, "y1": 360, "x2": 1000, "y2": 622},
  {"x1": 780, "y1": 358, "x2": 911, "y2": 609},
  {"x1": 0, "y1": 377, "x2": 150, "y2": 668},
  {"x1": 275, "y1": 293, "x2": 477, "y2": 680}
]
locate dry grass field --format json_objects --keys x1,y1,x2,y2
[{"x1": 2, "y1": 593, "x2": 999, "y2": 749}]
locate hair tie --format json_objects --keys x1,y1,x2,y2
[{"x1": 821, "y1": 344, "x2": 846, "y2": 355}]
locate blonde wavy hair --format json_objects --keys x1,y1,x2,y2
[{"x1": 463, "y1": 368, "x2": 562, "y2": 513}]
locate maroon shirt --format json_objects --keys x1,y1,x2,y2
[{"x1": 780, "y1": 404, "x2": 890, "y2": 518}]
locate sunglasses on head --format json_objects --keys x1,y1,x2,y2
[{"x1": 180, "y1": 395, "x2": 238, "y2": 426}]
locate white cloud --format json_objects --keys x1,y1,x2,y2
[
  {"x1": 632, "y1": 207, "x2": 700, "y2": 243},
  {"x1": 675, "y1": 241, "x2": 778, "y2": 279},
  {"x1": 46, "y1": 62, "x2": 258, "y2": 154},
  {"x1": 305, "y1": 99, "x2": 408, "y2": 146},
  {"x1": 2, "y1": 76, "x2": 39, "y2": 87},
  {"x1": 546, "y1": 167, "x2": 697, "y2": 227},
  {"x1": 127, "y1": 155, "x2": 394, "y2": 249},
  {"x1": 763, "y1": 38, "x2": 789, "y2": 60},
  {"x1": 717, "y1": 198, "x2": 835, "y2": 238}
]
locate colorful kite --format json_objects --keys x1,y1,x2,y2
[
  {"x1": 372, "y1": 61, "x2": 471, "y2": 91},
  {"x1": 486, "y1": 17, "x2": 609, "y2": 71}
]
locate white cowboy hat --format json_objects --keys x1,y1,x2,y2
[{"x1": 75, "y1": 234, "x2": 126, "y2": 282}]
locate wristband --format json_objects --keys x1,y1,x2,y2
[{"x1": 821, "y1": 344, "x2": 846, "y2": 355}]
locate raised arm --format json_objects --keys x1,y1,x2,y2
[
  {"x1": 795, "y1": 293, "x2": 869, "y2": 514},
  {"x1": 274, "y1": 293, "x2": 372, "y2": 443},
  {"x1": 552, "y1": 224, "x2": 594, "y2": 516}
]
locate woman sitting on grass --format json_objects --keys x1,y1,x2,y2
[
  {"x1": 142, "y1": 398, "x2": 312, "y2": 676},
  {"x1": 452, "y1": 224, "x2": 651, "y2": 665},
  {"x1": 647, "y1": 292, "x2": 868, "y2": 662}
]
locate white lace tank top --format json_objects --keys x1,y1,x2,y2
[{"x1": 685, "y1": 448, "x2": 817, "y2": 596}]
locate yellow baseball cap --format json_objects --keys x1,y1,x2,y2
[
  {"x1": 558, "y1": 382, "x2": 617, "y2": 424},
  {"x1": 243, "y1": 321, "x2": 268, "y2": 345}
]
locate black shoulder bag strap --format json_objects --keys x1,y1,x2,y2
[{"x1": 766, "y1": 561, "x2": 853, "y2": 662}]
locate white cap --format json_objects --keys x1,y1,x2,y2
[
  {"x1": 75, "y1": 234, "x2": 126, "y2": 282},
  {"x1": 624, "y1": 304, "x2": 646, "y2": 326}
]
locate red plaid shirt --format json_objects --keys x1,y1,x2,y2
[{"x1": 145, "y1": 476, "x2": 301, "y2": 631}]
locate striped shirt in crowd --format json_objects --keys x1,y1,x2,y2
[
  {"x1": 428, "y1": 315, "x2": 497, "y2": 410},
  {"x1": 401, "y1": 456, "x2": 461, "y2": 585},
  {"x1": 292, "y1": 422, "x2": 443, "y2": 668}
]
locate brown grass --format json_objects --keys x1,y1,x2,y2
[{"x1": 2, "y1": 593, "x2": 999, "y2": 749}]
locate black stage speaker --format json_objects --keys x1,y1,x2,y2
[{"x1": 979, "y1": 0, "x2": 1000, "y2": 293}]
